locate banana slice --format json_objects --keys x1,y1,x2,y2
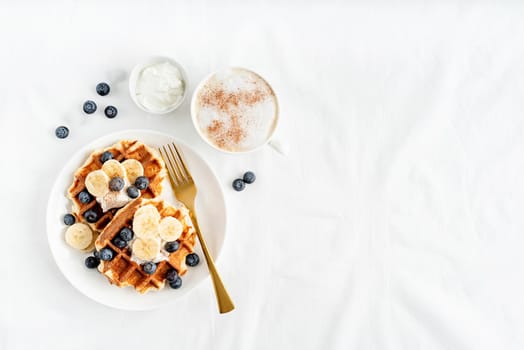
[
  {"x1": 85, "y1": 170, "x2": 109, "y2": 197},
  {"x1": 122, "y1": 159, "x2": 144, "y2": 184},
  {"x1": 102, "y1": 159, "x2": 125, "y2": 179},
  {"x1": 134, "y1": 205, "x2": 161, "y2": 221},
  {"x1": 158, "y1": 217, "x2": 183, "y2": 241},
  {"x1": 133, "y1": 206, "x2": 161, "y2": 239},
  {"x1": 132, "y1": 238, "x2": 160, "y2": 261},
  {"x1": 65, "y1": 223, "x2": 93, "y2": 250}
]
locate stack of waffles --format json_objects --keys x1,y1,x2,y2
[{"x1": 63, "y1": 140, "x2": 198, "y2": 293}]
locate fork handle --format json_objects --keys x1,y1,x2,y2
[{"x1": 190, "y1": 213, "x2": 235, "y2": 314}]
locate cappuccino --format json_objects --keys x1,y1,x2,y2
[{"x1": 192, "y1": 68, "x2": 278, "y2": 152}]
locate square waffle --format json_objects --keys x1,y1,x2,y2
[
  {"x1": 67, "y1": 140, "x2": 166, "y2": 241},
  {"x1": 95, "y1": 198, "x2": 196, "y2": 294}
]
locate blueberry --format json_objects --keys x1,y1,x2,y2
[
  {"x1": 83, "y1": 100, "x2": 97, "y2": 114},
  {"x1": 134, "y1": 176, "x2": 149, "y2": 190},
  {"x1": 93, "y1": 250, "x2": 100, "y2": 259},
  {"x1": 168, "y1": 276, "x2": 182, "y2": 289},
  {"x1": 100, "y1": 151, "x2": 113, "y2": 163},
  {"x1": 99, "y1": 247, "x2": 114, "y2": 261},
  {"x1": 63, "y1": 214, "x2": 75, "y2": 225},
  {"x1": 127, "y1": 185, "x2": 140, "y2": 198},
  {"x1": 55, "y1": 126, "x2": 69, "y2": 139},
  {"x1": 109, "y1": 177, "x2": 124, "y2": 191},
  {"x1": 243, "y1": 171, "x2": 256, "y2": 184},
  {"x1": 78, "y1": 190, "x2": 92, "y2": 204},
  {"x1": 119, "y1": 227, "x2": 134, "y2": 241},
  {"x1": 232, "y1": 179, "x2": 245, "y2": 191},
  {"x1": 165, "y1": 269, "x2": 178, "y2": 282},
  {"x1": 104, "y1": 106, "x2": 118, "y2": 119},
  {"x1": 165, "y1": 241, "x2": 179, "y2": 253},
  {"x1": 142, "y1": 262, "x2": 157, "y2": 274},
  {"x1": 84, "y1": 209, "x2": 99, "y2": 223},
  {"x1": 85, "y1": 256, "x2": 100, "y2": 269},
  {"x1": 96, "y1": 82, "x2": 110, "y2": 96},
  {"x1": 186, "y1": 253, "x2": 200, "y2": 267},
  {"x1": 112, "y1": 237, "x2": 127, "y2": 248}
]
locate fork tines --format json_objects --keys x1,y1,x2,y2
[{"x1": 159, "y1": 143, "x2": 193, "y2": 186}]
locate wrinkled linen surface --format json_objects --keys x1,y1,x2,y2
[{"x1": 1, "y1": 1, "x2": 524, "y2": 349}]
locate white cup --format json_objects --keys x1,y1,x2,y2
[{"x1": 190, "y1": 67, "x2": 285, "y2": 154}]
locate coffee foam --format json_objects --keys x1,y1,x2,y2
[{"x1": 193, "y1": 68, "x2": 277, "y2": 152}]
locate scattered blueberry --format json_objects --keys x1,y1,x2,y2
[
  {"x1": 169, "y1": 276, "x2": 182, "y2": 289},
  {"x1": 83, "y1": 100, "x2": 97, "y2": 114},
  {"x1": 112, "y1": 237, "x2": 127, "y2": 248},
  {"x1": 85, "y1": 256, "x2": 100, "y2": 269},
  {"x1": 119, "y1": 227, "x2": 134, "y2": 241},
  {"x1": 100, "y1": 151, "x2": 113, "y2": 163},
  {"x1": 84, "y1": 209, "x2": 99, "y2": 223},
  {"x1": 93, "y1": 250, "x2": 100, "y2": 259},
  {"x1": 243, "y1": 171, "x2": 256, "y2": 184},
  {"x1": 165, "y1": 241, "x2": 179, "y2": 253},
  {"x1": 134, "y1": 176, "x2": 149, "y2": 190},
  {"x1": 232, "y1": 179, "x2": 245, "y2": 191},
  {"x1": 99, "y1": 247, "x2": 114, "y2": 261},
  {"x1": 142, "y1": 262, "x2": 157, "y2": 274},
  {"x1": 55, "y1": 126, "x2": 69, "y2": 139},
  {"x1": 186, "y1": 253, "x2": 200, "y2": 267},
  {"x1": 78, "y1": 190, "x2": 92, "y2": 204},
  {"x1": 96, "y1": 82, "x2": 110, "y2": 96},
  {"x1": 165, "y1": 269, "x2": 178, "y2": 282},
  {"x1": 127, "y1": 185, "x2": 140, "y2": 198},
  {"x1": 104, "y1": 106, "x2": 118, "y2": 119},
  {"x1": 63, "y1": 214, "x2": 76, "y2": 225},
  {"x1": 109, "y1": 177, "x2": 124, "y2": 191}
]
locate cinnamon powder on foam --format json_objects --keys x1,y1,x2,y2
[{"x1": 197, "y1": 80, "x2": 270, "y2": 150}]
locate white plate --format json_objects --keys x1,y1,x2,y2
[{"x1": 46, "y1": 129, "x2": 227, "y2": 310}]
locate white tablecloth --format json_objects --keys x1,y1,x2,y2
[{"x1": 2, "y1": 1, "x2": 524, "y2": 349}]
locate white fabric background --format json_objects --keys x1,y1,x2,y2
[{"x1": 1, "y1": 1, "x2": 524, "y2": 349}]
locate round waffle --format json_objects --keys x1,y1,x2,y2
[
  {"x1": 67, "y1": 140, "x2": 166, "y2": 242},
  {"x1": 95, "y1": 198, "x2": 196, "y2": 294}
]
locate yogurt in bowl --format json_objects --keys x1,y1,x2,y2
[{"x1": 129, "y1": 57, "x2": 188, "y2": 114}]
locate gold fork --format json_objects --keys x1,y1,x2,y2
[{"x1": 159, "y1": 143, "x2": 234, "y2": 314}]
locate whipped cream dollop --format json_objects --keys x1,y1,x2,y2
[
  {"x1": 98, "y1": 179, "x2": 134, "y2": 212},
  {"x1": 130, "y1": 204, "x2": 191, "y2": 264},
  {"x1": 130, "y1": 238, "x2": 170, "y2": 265},
  {"x1": 84, "y1": 158, "x2": 144, "y2": 213},
  {"x1": 135, "y1": 61, "x2": 185, "y2": 113}
]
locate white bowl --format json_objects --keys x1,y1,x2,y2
[{"x1": 129, "y1": 56, "x2": 188, "y2": 115}]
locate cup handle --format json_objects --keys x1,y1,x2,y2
[{"x1": 268, "y1": 138, "x2": 289, "y2": 155}]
